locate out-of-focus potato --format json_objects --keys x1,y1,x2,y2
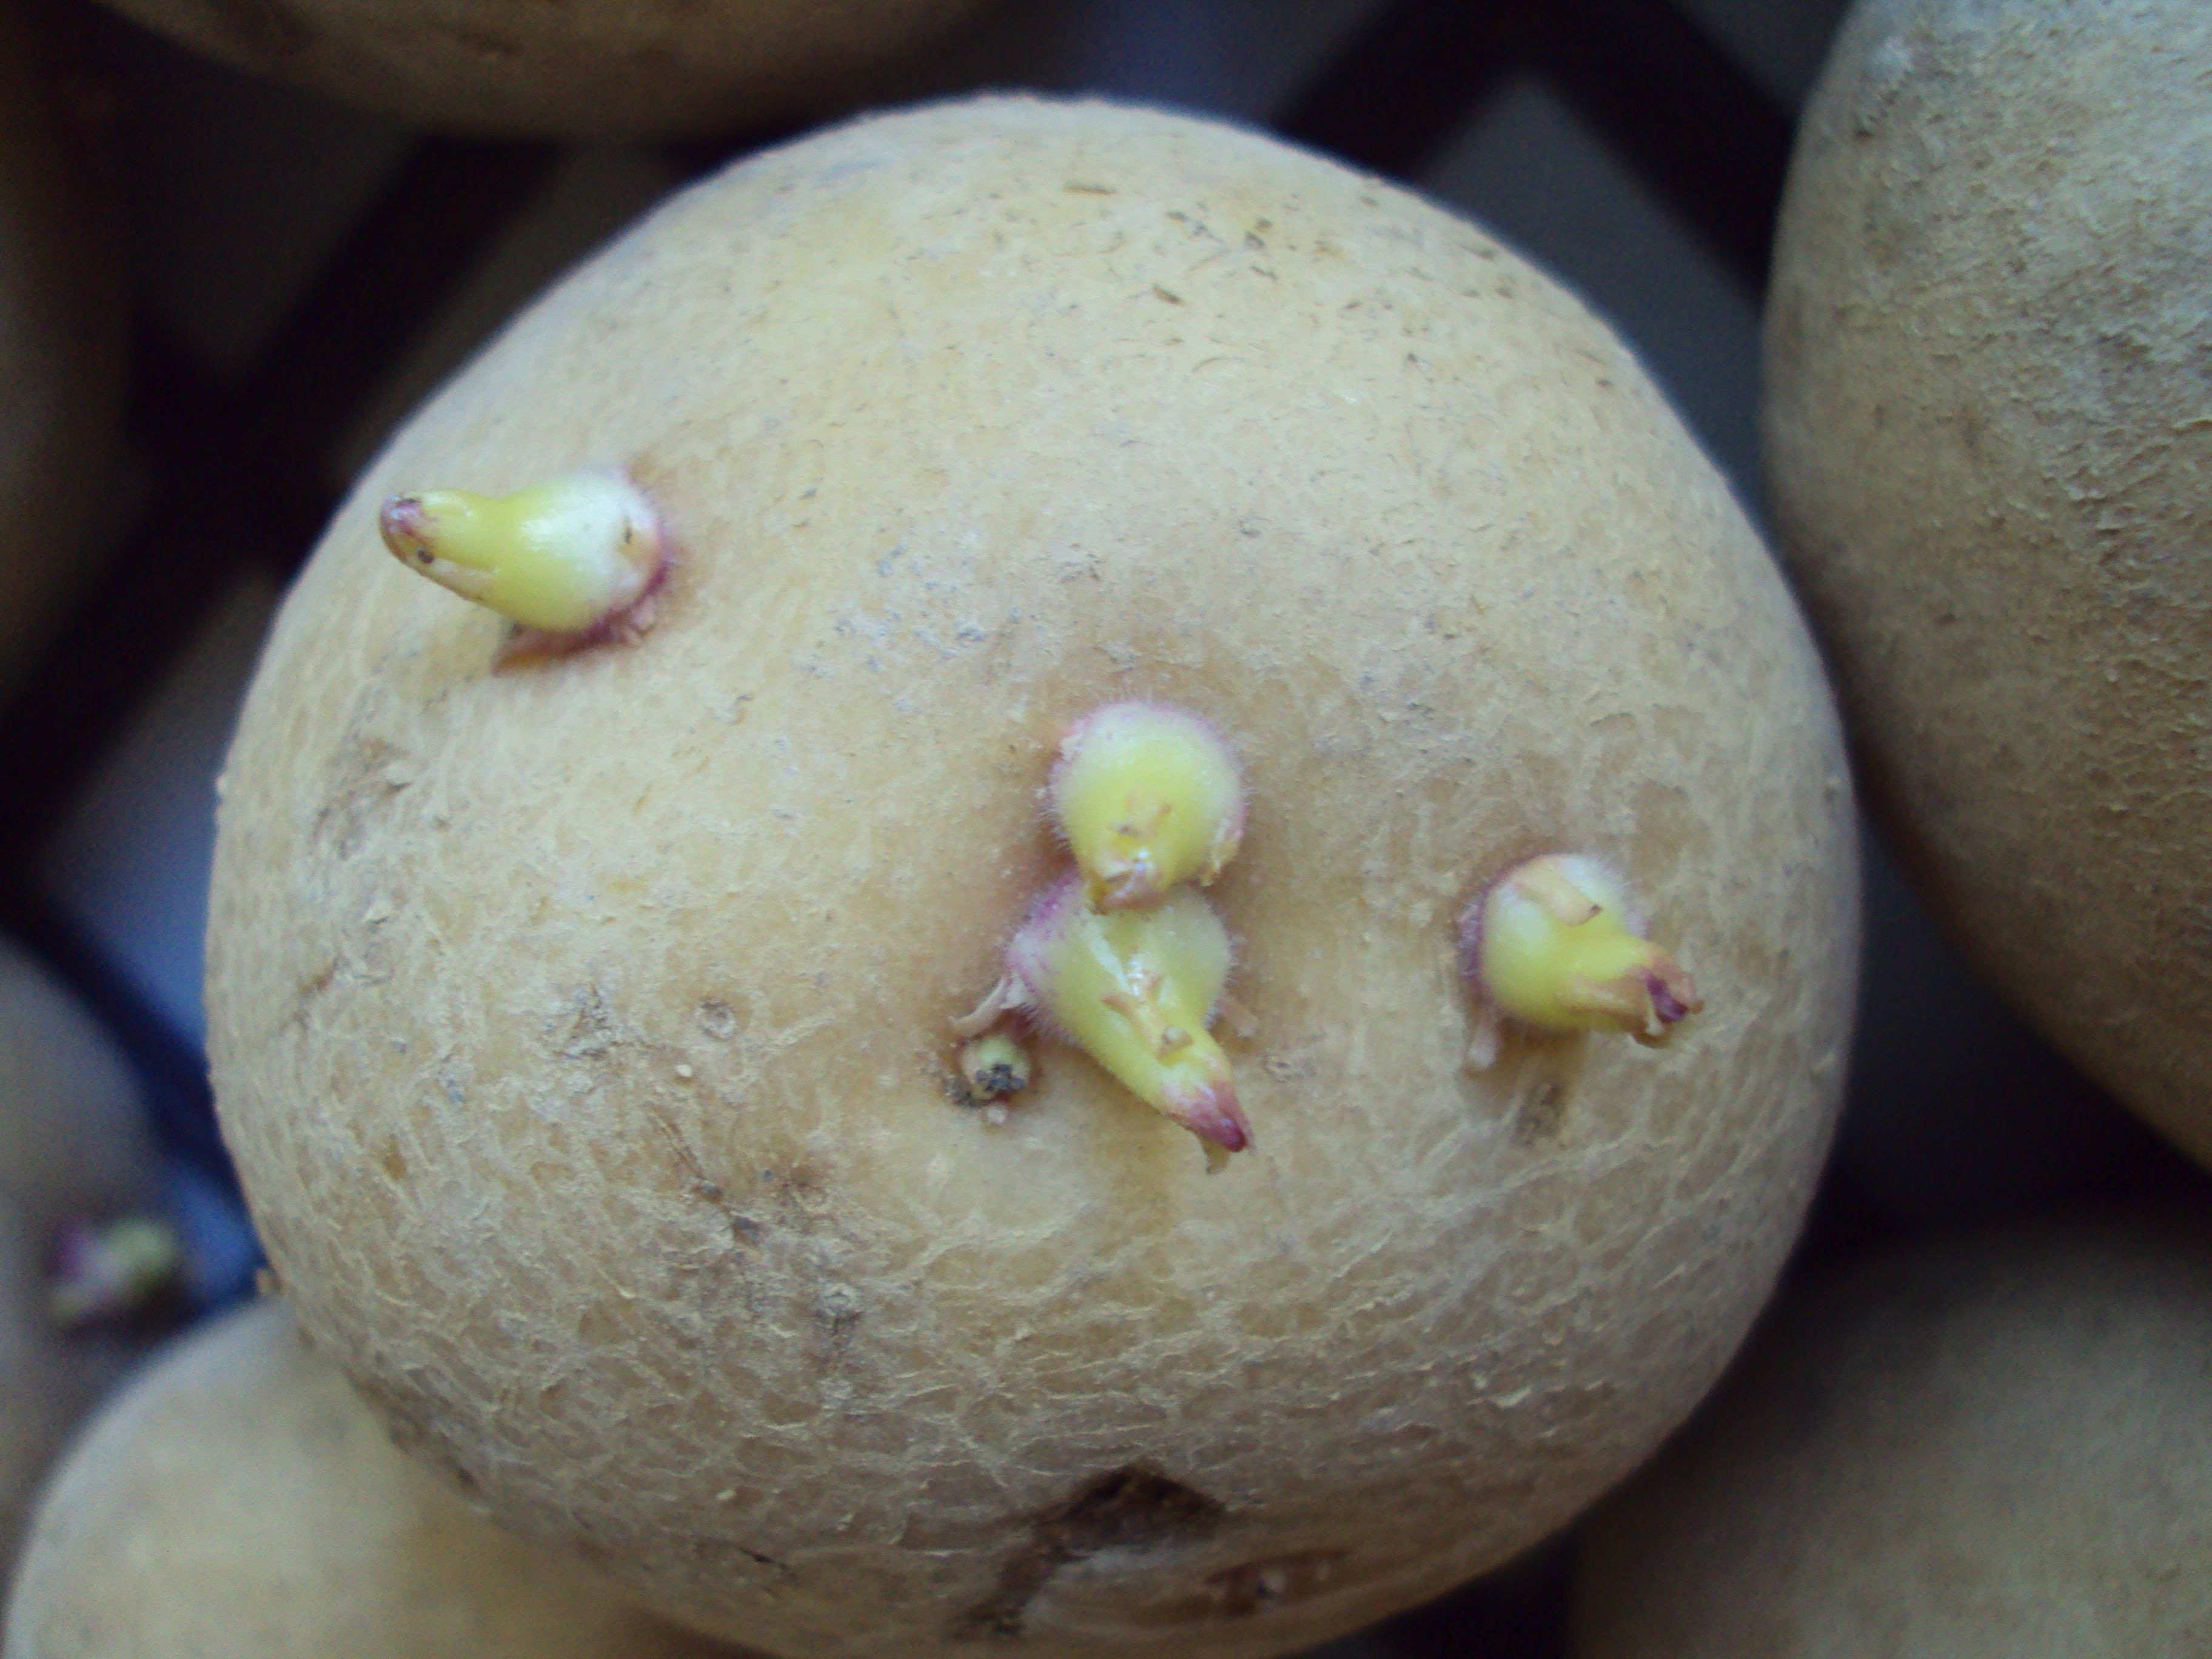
[
  {"x1": 90, "y1": 0, "x2": 991, "y2": 137},
  {"x1": 3, "y1": 1298, "x2": 748, "y2": 1658},
  {"x1": 1572, "y1": 1221, "x2": 2212, "y2": 1656},
  {"x1": 1765, "y1": 0, "x2": 2212, "y2": 1160},
  {"x1": 0, "y1": 2, "x2": 124, "y2": 700},
  {"x1": 0, "y1": 939, "x2": 156, "y2": 1242},
  {"x1": 0, "y1": 1205, "x2": 109, "y2": 1581}
]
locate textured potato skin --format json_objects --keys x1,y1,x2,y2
[
  {"x1": 206, "y1": 99, "x2": 1858, "y2": 1658},
  {"x1": 91, "y1": 0, "x2": 988, "y2": 138},
  {"x1": 2, "y1": 1298, "x2": 745, "y2": 1658},
  {"x1": 0, "y1": 4, "x2": 124, "y2": 700},
  {"x1": 1765, "y1": 0, "x2": 2212, "y2": 1158},
  {"x1": 1571, "y1": 1221, "x2": 2212, "y2": 1656}
]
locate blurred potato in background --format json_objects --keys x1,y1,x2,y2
[
  {"x1": 0, "y1": 0, "x2": 126, "y2": 702},
  {"x1": 4, "y1": 1297, "x2": 751, "y2": 1658},
  {"x1": 1571, "y1": 1219, "x2": 2212, "y2": 1657},
  {"x1": 87, "y1": 0, "x2": 999, "y2": 136}
]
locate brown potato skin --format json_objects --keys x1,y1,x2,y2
[
  {"x1": 2, "y1": 1298, "x2": 747, "y2": 1658},
  {"x1": 1765, "y1": 0, "x2": 2212, "y2": 1160},
  {"x1": 0, "y1": 4, "x2": 124, "y2": 700},
  {"x1": 90, "y1": 0, "x2": 989, "y2": 138},
  {"x1": 1570, "y1": 1220, "x2": 2212, "y2": 1657},
  {"x1": 206, "y1": 98, "x2": 1858, "y2": 1658}
]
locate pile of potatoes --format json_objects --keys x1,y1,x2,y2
[{"x1": 5, "y1": 0, "x2": 2207, "y2": 1653}]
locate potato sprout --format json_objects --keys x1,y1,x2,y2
[{"x1": 1460, "y1": 854, "x2": 1701, "y2": 1069}]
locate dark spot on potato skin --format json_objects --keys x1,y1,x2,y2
[
  {"x1": 1461, "y1": 1027, "x2": 1582, "y2": 1142},
  {"x1": 761, "y1": 1162, "x2": 831, "y2": 1219},
  {"x1": 1513, "y1": 1073, "x2": 1571, "y2": 1144},
  {"x1": 951, "y1": 1466, "x2": 1224, "y2": 1640},
  {"x1": 574, "y1": 1535, "x2": 618, "y2": 1571}
]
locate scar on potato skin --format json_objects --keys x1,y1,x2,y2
[{"x1": 950, "y1": 1466, "x2": 1224, "y2": 1640}]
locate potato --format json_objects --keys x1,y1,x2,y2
[
  {"x1": 0, "y1": 939, "x2": 158, "y2": 1242},
  {"x1": 0, "y1": 1205, "x2": 113, "y2": 1583},
  {"x1": 0, "y1": 944, "x2": 161, "y2": 1583},
  {"x1": 206, "y1": 98, "x2": 1858, "y2": 1657},
  {"x1": 1764, "y1": 0, "x2": 2212, "y2": 1158},
  {"x1": 2, "y1": 1298, "x2": 746, "y2": 1657},
  {"x1": 1570, "y1": 1219, "x2": 2212, "y2": 1655},
  {"x1": 90, "y1": 0, "x2": 989, "y2": 138},
  {"x1": 0, "y1": 2, "x2": 124, "y2": 698}
]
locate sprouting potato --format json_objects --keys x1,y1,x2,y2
[{"x1": 206, "y1": 98, "x2": 1858, "y2": 1657}]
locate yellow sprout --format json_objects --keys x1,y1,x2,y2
[
  {"x1": 1007, "y1": 876, "x2": 1249, "y2": 1153},
  {"x1": 48, "y1": 1215, "x2": 183, "y2": 1329},
  {"x1": 1461, "y1": 853, "x2": 1702, "y2": 1070},
  {"x1": 1050, "y1": 702, "x2": 1244, "y2": 910},
  {"x1": 379, "y1": 472, "x2": 667, "y2": 638}
]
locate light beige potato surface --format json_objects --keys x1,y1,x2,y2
[
  {"x1": 1571, "y1": 1220, "x2": 2212, "y2": 1657},
  {"x1": 0, "y1": 3, "x2": 124, "y2": 700},
  {"x1": 93, "y1": 0, "x2": 988, "y2": 137},
  {"x1": 1765, "y1": 0, "x2": 2212, "y2": 1158},
  {"x1": 207, "y1": 98, "x2": 1858, "y2": 1657},
  {"x1": 0, "y1": 939, "x2": 158, "y2": 1241},
  {"x1": 2, "y1": 1298, "x2": 746, "y2": 1658}
]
